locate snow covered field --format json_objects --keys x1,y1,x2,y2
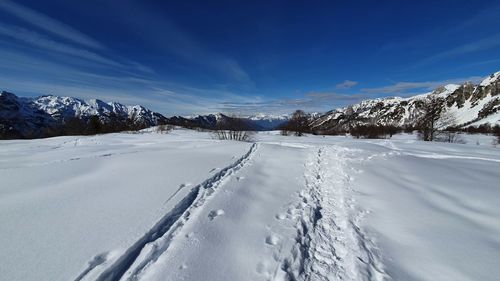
[{"x1": 1, "y1": 129, "x2": 499, "y2": 281}]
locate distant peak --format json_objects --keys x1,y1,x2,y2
[{"x1": 480, "y1": 71, "x2": 500, "y2": 87}]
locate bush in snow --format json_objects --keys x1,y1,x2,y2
[
  {"x1": 279, "y1": 110, "x2": 310, "y2": 136},
  {"x1": 350, "y1": 125, "x2": 399, "y2": 139},
  {"x1": 156, "y1": 124, "x2": 174, "y2": 134},
  {"x1": 211, "y1": 117, "x2": 254, "y2": 142},
  {"x1": 212, "y1": 130, "x2": 254, "y2": 142},
  {"x1": 494, "y1": 125, "x2": 500, "y2": 145}
]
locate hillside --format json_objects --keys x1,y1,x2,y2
[
  {"x1": 166, "y1": 113, "x2": 288, "y2": 131},
  {"x1": 0, "y1": 92, "x2": 168, "y2": 138},
  {"x1": 310, "y1": 71, "x2": 500, "y2": 133},
  {"x1": 1, "y1": 130, "x2": 498, "y2": 281}
]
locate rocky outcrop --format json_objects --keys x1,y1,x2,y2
[
  {"x1": 0, "y1": 92, "x2": 168, "y2": 138},
  {"x1": 310, "y1": 71, "x2": 500, "y2": 133}
]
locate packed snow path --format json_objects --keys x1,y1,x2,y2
[
  {"x1": 1, "y1": 130, "x2": 499, "y2": 281},
  {"x1": 87, "y1": 143, "x2": 258, "y2": 281},
  {"x1": 280, "y1": 146, "x2": 386, "y2": 281}
]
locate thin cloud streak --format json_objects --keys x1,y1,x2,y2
[
  {"x1": 113, "y1": 1, "x2": 253, "y2": 86},
  {"x1": 0, "y1": 23, "x2": 123, "y2": 68},
  {"x1": 217, "y1": 91, "x2": 369, "y2": 115},
  {"x1": 0, "y1": 47, "x2": 256, "y2": 116},
  {"x1": 336, "y1": 80, "x2": 358, "y2": 89},
  {"x1": 0, "y1": 0, "x2": 104, "y2": 49},
  {"x1": 362, "y1": 76, "x2": 483, "y2": 95},
  {"x1": 415, "y1": 34, "x2": 500, "y2": 67}
]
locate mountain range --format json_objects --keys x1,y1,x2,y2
[
  {"x1": 1, "y1": 71, "x2": 499, "y2": 139},
  {"x1": 0, "y1": 92, "x2": 168, "y2": 138},
  {"x1": 311, "y1": 71, "x2": 500, "y2": 133}
]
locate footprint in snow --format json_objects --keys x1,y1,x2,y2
[
  {"x1": 265, "y1": 234, "x2": 279, "y2": 245},
  {"x1": 256, "y1": 261, "x2": 272, "y2": 277},
  {"x1": 208, "y1": 209, "x2": 225, "y2": 220},
  {"x1": 275, "y1": 213, "x2": 286, "y2": 220}
]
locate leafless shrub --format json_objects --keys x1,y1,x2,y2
[
  {"x1": 212, "y1": 130, "x2": 254, "y2": 142},
  {"x1": 280, "y1": 130, "x2": 291, "y2": 136},
  {"x1": 350, "y1": 125, "x2": 400, "y2": 139},
  {"x1": 279, "y1": 110, "x2": 310, "y2": 136},
  {"x1": 417, "y1": 96, "x2": 444, "y2": 141},
  {"x1": 211, "y1": 117, "x2": 254, "y2": 142},
  {"x1": 417, "y1": 96, "x2": 460, "y2": 142},
  {"x1": 493, "y1": 125, "x2": 500, "y2": 145},
  {"x1": 434, "y1": 131, "x2": 466, "y2": 144},
  {"x1": 156, "y1": 124, "x2": 174, "y2": 134}
]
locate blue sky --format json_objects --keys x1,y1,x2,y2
[{"x1": 0, "y1": 0, "x2": 499, "y2": 115}]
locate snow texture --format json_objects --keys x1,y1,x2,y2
[{"x1": 1, "y1": 129, "x2": 499, "y2": 281}]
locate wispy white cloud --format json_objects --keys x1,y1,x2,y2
[
  {"x1": 0, "y1": 23, "x2": 123, "y2": 67},
  {"x1": 336, "y1": 80, "x2": 358, "y2": 89},
  {"x1": 361, "y1": 76, "x2": 483, "y2": 95},
  {"x1": 0, "y1": 0, "x2": 104, "y2": 49},
  {"x1": 377, "y1": 2, "x2": 500, "y2": 70},
  {"x1": 217, "y1": 73, "x2": 489, "y2": 114},
  {"x1": 415, "y1": 34, "x2": 500, "y2": 67},
  {"x1": 446, "y1": 2, "x2": 500, "y2": 35},
  {"x1": 0, "y1": 47, "x2": 255, "y2": 115},
  {"x1": 112, "y1": 1, "x2": 253, "y2": 86},
  {"x1": 0, "y1": 0, "x2": 254, "y2": 115},
  {"x1": 216, "y1": 91, "x2": 368, "y2": 115}
]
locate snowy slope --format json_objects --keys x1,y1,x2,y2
[
  {"x1": 347, "y1": 139, "x2": 500, "y2": 280},
  {"x1": 1, "y1": 130, "x2": 499, "y2": 281},
  {"x1": 0, "y1": 92, "x2": 168, "y2": 138},
  {"x1": 0, "y1": 130, "x2": 251, "y2": 281},
  {"x1": 31, "y1": 94, "x2": 167, "y2": 125},
  {"x1": 311, "y1": 71, "x2": 500, "y2": 132}
]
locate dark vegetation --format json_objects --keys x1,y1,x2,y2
[
  {"x1": 416, "y1": 96, "x2": 445, "y2": 141},
  {"x1": 0, "y1": 115, "x2": 165, "y2": 139},
  {"x1": 277, "y1": 98, "x2": 499, "y2": 142},
  {"x1": 350, "y1": 125, "x2": 400, "y2": 139},
  {"x1": 211, "y1": 117, "x2": 254, "y2": 142},
  {"x1": 279, "y1": 110, "x2": 310, "y2": 136},
  {"x1": 63, "y1": 115, "x2": 155, "y2": 135}
]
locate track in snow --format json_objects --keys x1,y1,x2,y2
[
  {"x1": 77, "y1": 143, "x2": 258, "y2": 281},
  {"x1": 280, "y1": 145, "x2": 387, "y2": 281}
]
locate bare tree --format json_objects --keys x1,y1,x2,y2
[
  {"x1": 417, "y1": 96, "x2": 444, "y2": 141},
  {"x1": 418, "y1": 96, "x2": 464, "y2": 142},
  {"x1": 434, "y1": 110, "x2": 463, "y2": 143},
  {"x1": 281, "y1": 110, "x2": 309, "y2": 136},
  {"x1": 156, "y1": 124, "x2": 174, "y2": 134},
  {"x1": 212, "y1": 117, "x2": 254, "y2": 142},
  {"x1": 493, "y1": 125, "x2": 500, "y2": 145}
]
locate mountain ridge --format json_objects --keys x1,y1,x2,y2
[
  {"x1": 1, "y1": 71, "x2": 499, "y2": 138},
  {"x1": 0, "y1": 92, "x2": 168, "y2": 138},
  {"x1": 310, "y1": 71, "x2": 500, "y2": 133}
]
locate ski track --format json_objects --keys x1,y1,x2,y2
[
  {"x1": 280, "y1": 145, "x2": 388, "y2": 281},
  {"x1": 76, "y1": 143, "x2": 258, "y2": 281},
  {"x1": 0, "y1": 150, "x2": 141, "y2": 170}
]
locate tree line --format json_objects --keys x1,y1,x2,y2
[
  {"x1": 278, "y1": 96, "x2": 500, "y2": 143},
  {"x1": 0, "y1": 115, "x2": 159, "y2": 139}
]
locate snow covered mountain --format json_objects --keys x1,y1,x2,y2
[
  {"x1": 242, "y1": 114, "x2": 289, "y2": 130},
  {"x1": 166, "y1": 113, "x2": 242, "y2": 130},
  {"x1": 167, "y1": 113, "x2": 288, "y2": 131},
  {"x1": 0, "y1": 92, "x2": 168, "y2": 138},
  {"x1": 311, "y1": 71, "x2": 500, "y2": 133}
]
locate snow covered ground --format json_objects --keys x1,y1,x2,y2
[{"x1": 0, "y1": 129, "x2": 499, "y2": 281}]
